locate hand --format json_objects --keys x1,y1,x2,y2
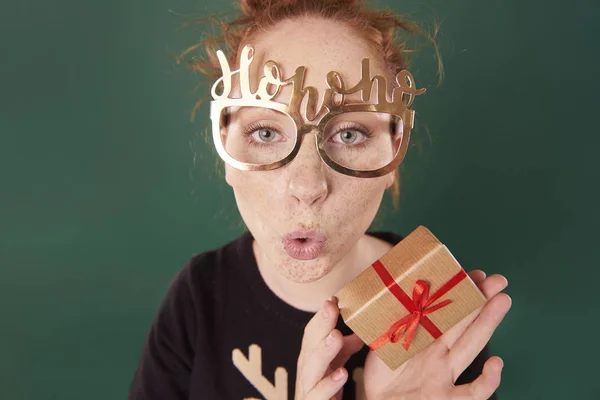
[
  {"x1": 295, "y1": 296, "x2": 364, "y2": 400},
  {"x1": 361, "y1": 270, "x2": 512, "y2": 400}
]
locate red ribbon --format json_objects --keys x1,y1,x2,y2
[{"x1": 368, "y1": 260, "x2": 467, "y2": 351}]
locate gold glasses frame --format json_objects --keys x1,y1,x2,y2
[{"x1": 209, "y1": 44, "x2": 426, "y2": 178}]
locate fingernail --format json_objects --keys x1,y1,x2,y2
[
  {"x1": 331, "y1": 368, "x2": 345, "y2": 382},
  {"x1": 326, "y1": 332, "x2": 334, "y2": 347}
]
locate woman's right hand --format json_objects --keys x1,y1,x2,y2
[{"x1": 295, "y1": 296, "x2": 365, "y2": 400}]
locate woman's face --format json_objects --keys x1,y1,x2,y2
[{"x1": 224, "y1": 17, "x2": 396, "y2": 283}]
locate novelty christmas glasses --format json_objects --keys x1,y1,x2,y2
[{"x1": 209, "y1": 45, "x2": 426, "y2": 178}]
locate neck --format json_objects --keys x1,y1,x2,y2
[{"x1": 253, "y1": 233, "x2": 393, "y2": 313}]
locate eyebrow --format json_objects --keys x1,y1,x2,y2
[
  {"x1": 222, "y1": 106, "x2": 289, "y2": 129},
  {"x1": 226, "y1": 106, "x2": 283, "y2": 119}
]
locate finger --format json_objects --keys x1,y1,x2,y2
[
  {"x1": 468, "y1": 269, "x2": 486, "y2": 284},
  {"x1": 306, "y1": 367, "x2": 348, "y2": 400},
  {"x1": 330, "y1": 333, "x2": 364, "y2": 370},
  {"x1": 300, "y1": 328, "x2": 345, "y2": 391},
  {"x1": 439, "y1": 274, "x2": 509, "y2": 349},
  {"x1": 477, "y1": 274, "x2": 508, "y2": 300},
  {"x1": 300, "y1": 298, "x2": 340, "y2": 358},
  {"x1": 449, "y1": 293, "x2": 512, "y2": 379},
  {"x1": 451, "y1": 356, "x2": 503, "y2": 400}
]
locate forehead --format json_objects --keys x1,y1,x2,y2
[{"x1": 247, "y1": 17, "x2": 389, "y2": 103}]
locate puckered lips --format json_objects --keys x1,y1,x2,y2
[{"x1": 282, "y1": 230, "x2": 326, "y2": 261}]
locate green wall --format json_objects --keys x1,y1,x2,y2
[{"x1": 2, "y1": 0, "x2": 598, "y2": 398}]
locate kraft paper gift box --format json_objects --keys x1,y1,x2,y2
[{"x1": 335, "y1": 226, "x2": 487, "y2": 371}]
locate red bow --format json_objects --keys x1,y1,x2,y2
[{"x1": 369, "y1": 261, "x2": 467, "y2": 351}]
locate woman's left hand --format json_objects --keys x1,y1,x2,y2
[{"x1": 360, "y1": 270, "x2": 511, "y2": 400}]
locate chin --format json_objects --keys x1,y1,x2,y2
[{"x1": 275, "y1": 256, "x2": 335, "y2": 283}]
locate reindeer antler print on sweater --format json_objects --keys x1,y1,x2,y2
[{"x1": 233, "y1": 344, "x2": 289, "y2": 400}]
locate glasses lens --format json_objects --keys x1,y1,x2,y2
[
  {"x1": 322, "y1": 112, "x2": 403, "y2": 171},
  {"x1": 219, "y1": 106, "x2": 297, "y2": 165}
]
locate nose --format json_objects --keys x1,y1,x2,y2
[{"x1": 286, "y1": 132, "x2": 328, "y2": 206}]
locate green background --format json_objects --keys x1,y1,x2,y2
[{"x1": 2, "y1": 0, "x2": 598, "y2": 398}]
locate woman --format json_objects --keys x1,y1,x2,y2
[{"x1": 128, "y1": 0, "x2": 512, "y2": 399}]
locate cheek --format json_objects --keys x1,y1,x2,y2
[
  {"x1": 227, "y1": 167, "x2": 260, "y2": 199},
  {"x1": 226, "y1": 167, "x2": 277, "y2": 217},
  {"x1": 329, "y1": 177, "x2": 389, "y2": 226},
  {"x1": 339, "y1": 176, "x2": 389, "y2": 204}
]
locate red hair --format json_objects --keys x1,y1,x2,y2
[{"x1": 176, "y1": 0, "x2": 443, "y2": 208}]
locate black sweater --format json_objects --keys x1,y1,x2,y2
[{"x1": 128, "y1": 231, "x2": 496, "y2": 399}]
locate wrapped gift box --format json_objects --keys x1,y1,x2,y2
[{"x1": 335, "y1": 226, "x2": 487, "y2": 370}]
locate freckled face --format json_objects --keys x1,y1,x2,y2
[{"x1": 224, "y1": 17, "x2": 396, "y2": 283}]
